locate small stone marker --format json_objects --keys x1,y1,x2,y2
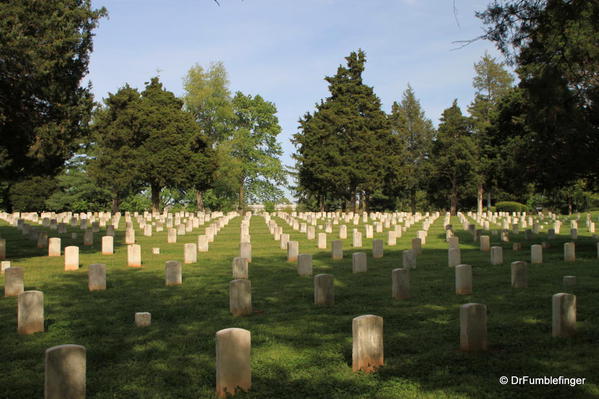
[
  {"x1": 165, "y1": 261, "x2": 182, "y2": 286},
  {"x1": 331, "y1": 240, "x2": 343, "y2": 260},
  {"x1": 564, "y1": 242, "x2": 575, "y2": 262},
  {"x1": 229, "y1": 279, "x2": 252, "y2": 316},
  {"x1": 232, "y1": 257, "x2": 249, "y2": 279},
  {"x1": 455, "y1": 264, "x2": 472, "y2": 295},
  {"x1": 18, "y1": 290, "x2": 44, "y2": 334},
  {"x1": 184, "y1": 243, "x2": 197, "y2": 264},
  {"x1": 287, "y1": 241, "x2": 299, "y2": 262},
  {"x1": 511, "y1": 261, "x2": 528, "y2": 288},
  {"x1": 48, "y1": 238, "x2": 61, "y2": 256},
  {"x1": 125, "y1": 228, "x2": 135, "y2": 244},
  {"x1": 152, "y1": 247, "x2": 160, "y2": 255},
  {"x1": 570, "y1": 228, "x2": 578, "y2": 240},
  {"x1": 448, "y1": 236, "x2": 459, "y2": 249},
  {"x1": 563, "y1": 276, "x2": 576, "y2": 287},
  {"x1": 314, "y1": 274, "x2": 334, "y2": 305},
  {"x1": 352, "y1": 314, "x2": 384, "y2": 373},
  {"x1": 387, "y1": 231, "x2": 396, "y2": 246},
  {"x1": 490, "y1": 246, "x2": 503, "y2": 265},
  {"x1": 101, "y1": 236, "x2": 113, "y2": 255},
  {"x1": 352, "y1": 230, "x2": 362, "y2": 247},
  {"x1": 240, "y1": 242, "x2": 252, "y2": 263},
  {"x1": 339, "y1": 225, "x2": 347, "y2": 239},
  {"x1": 127, "y1": 244, "x2": 141, "y2": 267},
  {"x1": 552, "y1": 293, "x2": 576, "y2": 337},
  {"x1": 352, "y1": 252, "x2": 367, "y2": 273},
  {"x1": 83, "y1": 230, "x2": 93, "y2": 246},
  {"x1": 4, "y1": 267, "x2": 24, "y2": 297},
  {"x1": 64, "y1": 246, "x2": 79, "y2": 271},
  {"x1": 1, "y1": 260, "x2": 10, "y2": 274},
  {"x1": 372, "y1": 239, "x2": 383, "y2": 259},
  {"x1": 167, "y1": 228, "x2": 177, "y2": 243},
  {"x1": 459, "y1": 303, "x2": 487, "y2": 351},
  {"x1": 480, "y1": 235, "x2": 490, "y2": 251},
  {"x1": 391, "y1": 268, "x2": 409, "y2": 300},
  {"x1": 448, "y1": 247, "x2": 461, "y2": 268},
  {"x1": 531, "y1": 244, "x2": 542, "y2": 264},
  {"x1": 88, "y1": 264, "x2": 106, "y2": 291},
  {"x1": 215, "y1": 328, "x2": 251, "y2": 398},
  {"x1": 0, "y1": 238, "x2": 5, "y2": 259},
  {"x1": 45, "y1": 344, "x2": 86, "y2": 399},
  {"x1": 135, "y1": 312, "x2": 151, "y2": 327},
  {"x1": 402, "y1": 250, "x2": 416, "y2": 269},
  {"x1": 297, "y1": 254, "x2": 313, "y2": 276},
  {"x1": 513, "y1": 242, "x2": 522, "y2": 251},
  {"x1": 279, "y1": 233, "x2": 289, "y2": 250}
]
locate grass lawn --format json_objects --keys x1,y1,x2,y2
[{"x1": 1, "y1": 212, "x2": 599, "y2": 398}]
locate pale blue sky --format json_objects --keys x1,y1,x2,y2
[{"x1": 86, "y1": 0, "x2": 510, "y2": 199}]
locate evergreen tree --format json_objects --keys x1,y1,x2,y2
[
  {"x1": 432, "y1": 100, "x2": 478, "y2": 215},
  {"x1": 468, "y1": 53, "x2": 514, "y2": 212},
  {"x1": 0, "y1": 0, "x2": 107, "y2": 210},
  {"x1": 293, "y1": 50, "x2": 393, "y2": 211},
  {"x1": 389, "y1": 85, "x2": 434, "y2": 213}
]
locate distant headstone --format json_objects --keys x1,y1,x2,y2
[
  {"x1": 229, "y1": 279, "x2": 252, "y2": 316},
  {"x1": 314, "y1": 274, "x2": 334, "y2": 305},
  {"x1": 511, "y1": 261, "x2": 527, "y2": 288},
  {"x1": 64, "y1": 246, "x2": 79, "y2": 271},
  {"x1": 165, "y1": 261, "x2": 182, "y2": 286},
  {"x1": 135, "y1": 312, "x2": 151, "y2": 327},
  {"x1": 232, "y1": 257, "x2": 249, "y2": 279},
  {"x1": 297, "y1": 254, "x2": 313, "y2": 276},
  {"x1": 391, "y1": 268, "x2": 409, "y2": 300},
  {"x1": 88, "y1": 264, "x2": 106, "y2": 291},
  {"x1": 18, "y1": 290, "x2": 44, "y2": 334},
  {"x1": 352, "y1": 252, "x2": 367, "y2": 273}
]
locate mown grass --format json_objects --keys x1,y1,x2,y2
[{"x1": 1, "y1": 212, "x2": 599, "y2": 398}]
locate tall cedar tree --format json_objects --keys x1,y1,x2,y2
[
  {"x1": 389, "y1": 85, "x2": 434, "y2": 213},
  {"x1": 294, "y1": 50, "x2": 393, "y2": 212},
  {"x1": 433, "y1": 100, "x2": 478, "y2": 215},
  {"x1": 468, "y1": 53, "x2": 514, "y2": 212},
  {"x1": 136, "y1": 77, "x2": 215, "y2": 212},
  {"x1": 182, "y1": 62, "x2": 233, "y2": 209},
  {"x1": 0, "y1": 0, "x2": 106, "y2": 210},
  {"x1": 229, "y1": 92, "x2": 286, "y2": 210},
  {"x1": 478, "y1": 0, "x2": 599, "y2": 190},
  {"x1": 89, "y1": 85, "x2": 145, "y2": 212}
]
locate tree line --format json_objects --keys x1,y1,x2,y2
[{"x1": 1, "y1": 0, "x2": 597, "y2": 214}]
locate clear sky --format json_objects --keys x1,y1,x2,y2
[{"x1": 86, "y1": 0, "x2": 510, "y2": 200}]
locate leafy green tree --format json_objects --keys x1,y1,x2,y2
[
  {"x1": 294, "y1": 50, "x2": 393, "y2": 211},
  {"x1": 182, "y1": 62, "x2": 232, "y2": 209},
  {"x1": 9, "y1": 177, "x2": 58, "y2": 212},
  {"x1": 47, "y1": 153, "x2": 112, "y2": 212},
  {"x1": 136, "y1": 77, "x2": 215, "y2": 212},
  {"x1": 89, "y1": 85, "x2": 145, "y2": 212},
  {"x1": 229, "y1": 92, "x2": 286, "y2": 209},
  {"x1": 0, "y1": 0, "x2": 106, "y2": 210},
  {"x1": 389, "y1": 85, "x2": 435, "y2": 213},
  {"x1": 432, "y1": 100, "x2": 478, "y2": 215},
  {"x1": 468, "y1": 52, "x2": 514, "y2": 212},
  {"x1": 478, "y1": 0, "x2": 599, "y2": 190}
]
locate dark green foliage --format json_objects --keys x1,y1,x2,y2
[
  {"x1": 8, "y1": 176, "x2": 58, "y2": 211},
  {"x1": 293, "y1": 50, "x2": 394, "y2": 211},
  {"x1": 495, "y1": 201, "x2": 528, "y2": 212},
  {"x1": 478, "y1": 0, "x2": 599, "y2": 190},
  {"x1": 0, "y1": 0, "x2": 106, "y2": 205}
]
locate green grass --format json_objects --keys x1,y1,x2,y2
[{"x1": 1, "y1": 213, "x2": 599, "y2": 398}]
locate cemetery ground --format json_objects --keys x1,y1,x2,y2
[{"x1": 1, "y1": 213, "x2": 599, "y2": 399}]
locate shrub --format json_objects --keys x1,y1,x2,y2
[{"x1": 495, "y1": 201, "x2": 528, "y2": 212}]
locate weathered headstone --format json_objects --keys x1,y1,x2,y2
[
  {"x1": 564, "y1": 242, "x2": 575, "y2": 262},
  {"x1": 232, "y1": 257, "x2": 249, "y2": 279},
  {"x1": 459, "y1": 303, "x2": 487, "y2": 351},
  {"x1": 165, "y1": 261, "x2": 182, "y2": 286},
  {"x1": 352, "y1": 230, "x2": 362, "y2": 247},
  {"x1": 317, "y1": 233, "x2": 327, "y2": 249},
  {"x1": 314, "y1": 274, "x2": 334, "y2": 305},
  {"x1": 531, "y1": 244, "x2": 542, "y2": 264},
  {"x1": 287, "y1": 241, "x2": 299, "y2": 262},
  {"x1": 352, "y1": 252, "x2": 367, "y2": 273},
  {"x1": 167, "y1": 228, "x2": 177, "y2": 243},
  {"x1": 402, "y1": 250, "x2": 416, "y2": 269},
  {"x1": 135, "y1": 312, "x2": 151, "y2": 327},
  {"x1": 88, "y1": 264, "x2": 106, "y2": 291},
  {"x1": 45, "y1": 344, "x2": 86, "y2": 399},
  {"x1": 64, "y1": 246, "x2": 79, "y2": 271},
  {"x1": 229, "y1": 279, "x2": 252, "y2": 316},
  {"x1": 48, "y1": 237, "x2": 61, "y2": 257},
  {"x1": 511, "y1": 261, "x2": 527, "y2": 288},
  {"x1": 331, "y1": 240, "x2": 343, "y2": 260},
  {"x1": 215, "y1": 328, "x2": 251, "y2": 398},
  {"x1": 552, "y1": 293, "x2": 575, "y2": 337},
  {"x1": 101, "y1": 236, "x2": 113, "y2": 255},
  {"x1": 18, "y1": 290, "x2": 44, "y2": 334},
  {"x1": 455, "y1": 264, "x2": 472, "y2": 295},
  {"x1": 563, "y1": 276, "x2": 576, "y2": 287},
  {"x1": 411, "y1": 238, "x2": 422, "y2": 255},
  {"x1": 490, "y1": 246, "x2": 503, "y2": 265},
  {"x1": 184, "y1": 243, "x2": 197, "y2": 264},
  {"x1": 240, "y1": 242, "x2": 252, "y2": 263},
  {"x1": 198, "y1": 235, "x2": 209, "y2": 252},
  {"x1": 372, "y1": 239, "x2": 383, "y2": 259},
  {"x1": 352, "y1": 315, "x2": 384, "y2": 373},
  {"x1": 391, "y1": 268, "x2": 409, "y2": 300},
  {"x1": 83, "y1": 230, "x2": 93, "y2": 246},
  {"x1": 127, "y1": 244, "x2": 141, "y2": 267},
  {"x1": 297, "y1": 254, "x2": 313, "y2": 276},
  {"x1": 479, "y1": 235, "x2": 490, "y2": 251},
  {"x1": 0, "y1": 238, "x2": 5, "y2": 260},
  {"x1": 125, "y1": 228, "x2": 135, "y2": 244},
  {"x1": 448, "y1": 247, "x2": 461, "y2": 268}
]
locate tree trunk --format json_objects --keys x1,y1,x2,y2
[
  {"x1": 487, "y1": 191, "x2": 492, "y2": 210},
  {"x1": 450, "y1": 186, "x2": 458, "y2": 216},
  {"x1": 568, "y1": 197, "x2": 572, "y2": 215},
  {"x1": 351, "y1": 189, "x2": 357, "y2": 213},
  {"x1": 111, "y1": 197, "x2": 120, "y2": 213},
  {"x1": 151, "y1": 184, "x2": 161, "y2": 213},
  {"x1": 195, "y1": 190, "x2": 204, "y2": 211},
  {"x1": 319, "y1": 195, "x2": 325, "y2": 212},
  {"x1": 477, "y1": 183, "x2": 484, "y2": 214},
  {"x1": 410, "y1": 188, "x2": 417, "y2": 214},
  {"x1": 364, "y1": 193, "x2": 369, "y2": 213}
]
